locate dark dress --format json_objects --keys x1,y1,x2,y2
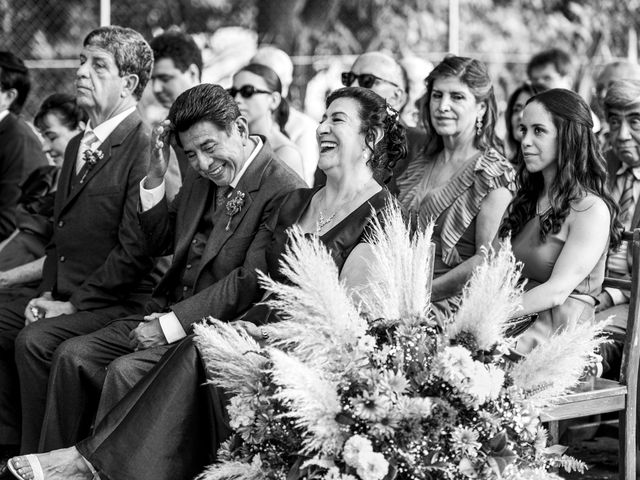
[{"x1": 76, "y1": 186, "x2": 394, "y2": 480}]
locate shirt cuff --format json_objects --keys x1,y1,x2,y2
[
  {"x1": 140, "y1": 176, "x2": 166, "y2": 211},
  {"x1": 158, "y1": 311, "x2": 186, "y2": 343},
  {"x1": 604, "y1": 287, "x2": 629, "y2": 306}
]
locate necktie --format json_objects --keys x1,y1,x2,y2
[
  {"x1": 617, "y1": 170, "x2": 635, "y2": 226},
  {"x1": 76, "y1": 130, "x2": 99, "y2": 174}
]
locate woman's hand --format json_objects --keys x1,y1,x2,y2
[{"x1": 145, "y1": 119, "x2": 173, "y2": 189}]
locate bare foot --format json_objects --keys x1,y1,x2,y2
[{"x1": 9, "y1": 447, "x2": 95, "y2": 480}]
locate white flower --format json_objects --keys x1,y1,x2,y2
[
  {"x1": 357, "y1": 335, "x2": 376, "y2": 353},
  {"x1": 379, "y1": 370, "x2": 409, "y2": 396},
  {"x1": 343, "y1": 435, "x2": 373, "y2": 467},
  {"x1": 227, "y1": 395, "x2": 254, "y2": 430},
  {"x1": 355, "y1": 451, "x2": 389, "y2": 480},
  {"x1": 352, "y1": 391, "x2": 392, "y2": 422},
  {"x1": 436, "y1": 346, "x2": 475, "y2": 385},
  {"x1": 451, "y1": 426, "x2": 482, "y2": 458},
  {"x1": 324, "y1": 467, "x2": 358, "y2": 480}
]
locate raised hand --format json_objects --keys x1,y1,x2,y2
[{"x1": 145, "y1": 119, "x2": 174, "y2": 189}]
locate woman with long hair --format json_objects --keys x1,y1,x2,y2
[
  {"x1": 396, "y1": 55, "x2": 514, "y2": 318},
  {"x1": 229, "y1": 63, "x2": 307, "y2": 183},
  {"x1": 500, "y1": 88, "x2": 619, "y2": 353},
  {"x1": 7, "y1": 87, "x2": 407, "y2": 480}
]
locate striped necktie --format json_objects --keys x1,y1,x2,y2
[
  {"x1": 76, "y1": 130, "x2": 99, "y2": 174},
  {"x1": 617, "y1": 170, "x2": 635, "y2": 226}
]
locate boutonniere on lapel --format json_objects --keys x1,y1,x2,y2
[
  {"x1": 79, "y1": 149, "x2": 105, "y2": 184},
  {"x1": 225, "y1": 190, "x2": 246, "y2": 231}
]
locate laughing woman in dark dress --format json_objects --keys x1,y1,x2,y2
[{"x1": 8, "y1": 86, "x2": 406, "y2": 480}]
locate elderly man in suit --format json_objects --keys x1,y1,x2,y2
[
  {"x1": 0, "y1": 26, "x2": 159, "y2": 459},
  {"x1": 0, "y1": 52, "x2": 48, "y2": 241},
  {"x1": 34, "y1": 83, "x2": 304, "y2": 452},
  {"x1": 596, "y1": 79, "x2": 640, "y2": 377}
]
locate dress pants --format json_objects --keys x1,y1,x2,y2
[
  {"x1": 39, "y1": 319, "x2": 171, "y2": 452},
  {"x1": 76, "y1": 336, "x2": 229, "y2": 480},
  {"x1": 12, "y1": 305, "x2": 137, "y2": 454}
]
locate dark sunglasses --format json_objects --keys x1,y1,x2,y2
[
  {"x1": 226, "y1": 85, "x2": 272, "y2": 98},
  {"x1": 341, "y1": 71, "x2": 400, "y2": 89}
]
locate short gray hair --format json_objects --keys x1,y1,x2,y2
[
  {"x1": 604, "y1": 79, "x2": 640, "y2": 115},
  {"x1": 83, "y1": 26, "x2": 153, "y2": 100}
]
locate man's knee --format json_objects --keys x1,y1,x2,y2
[
  {"x1": 15, "y1": 322, "x2": 48, "y2": 362},
  {"x1": 105, "y1": 355, "x2": 147, "y2": 390},
  {"x1": 49, "y1": 336, "x2": 94, "y2": 373}
]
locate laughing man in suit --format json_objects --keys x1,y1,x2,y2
[
  {"x1": 0, "y1": 26, "x2": 158, "y2": 456},
  {"x1": 35, "y1": 83, "x2": 304, "y2": 452}
]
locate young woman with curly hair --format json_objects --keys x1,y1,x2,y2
[{"x1": 500, "y1": 88, "x2": 620, "y2": 353}]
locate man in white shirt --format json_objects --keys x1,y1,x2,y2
[
  {"x1": 0, "y1": 26, "x2": 157, "y2": 458},
  {"x1": 36, "y1": 83, "x2": 304, "y2": 451},
  {"x1": 596, "y1": 79, "x2": 640, "y2": 378}
]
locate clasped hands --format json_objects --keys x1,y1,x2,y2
[
  {"x1": 24, "y1": 292, "x2": 77, "y2": 325},
  {"x1": 129, "y1": 312, "x2": 168, "y2": 351}
]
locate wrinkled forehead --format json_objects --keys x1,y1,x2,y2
[
  {"x1": 608, "y1": 103, "x2": 640, "y2": 117},
  {"x1": 80, "y1": 45, "x2": 116, "y2": 64}
]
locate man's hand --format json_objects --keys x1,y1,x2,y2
[
  {"x1": 231, "y1": 320, "x2": 265, "y2": 342},
  {"x1": 24, "y1": 292, "x2": 76, "y2": 326},
  {"x1": 145, "y1": 119, "x2": 173, "y2": 190},
  {"x1": 128, "y1": 313, "x2": 168, "y2": 351}
]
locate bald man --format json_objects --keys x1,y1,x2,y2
[{"x1": 339, "y1": 51, "x2": 426, "y2": 194}]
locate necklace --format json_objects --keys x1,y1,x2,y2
[{"x1": 316, "y1": 210, "x2": 337, "y2": 234}]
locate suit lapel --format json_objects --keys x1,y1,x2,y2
[
  {"x1": 55, "y1": 134, "x2": 82, "y2": 218},
  {"x1": 197, "y1": 138, "x2": 272, "y2": 273},
  {"x1": 59, "y1": 111, "x2": 142, "y2": 214},
  {"x1": 174, "y1": 174, "x2": 211, "y2": 262}
]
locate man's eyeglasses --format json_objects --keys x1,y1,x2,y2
[
  {"x1": 341, "y1": 71, "x2": 400, "y2": 89},
  {"x1": 226, "y1": 85, "x2": 272, "y2": 98}
]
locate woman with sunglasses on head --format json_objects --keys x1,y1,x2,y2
[
  {"x1": 7, "y1": 86, "x2": 406, "y2": 480},
  {"x1": 500, "y1": 89, "x2": 619, "y2": 354},
  {"x1": 396, "y1": 56, "x2": 515, "y2": 320},
  {"x1": 0, "y1": 93, "x2": 86, "y2": 303},
  {"x1": 229, "y1": 63, "x2": 307, "y2": 184}
]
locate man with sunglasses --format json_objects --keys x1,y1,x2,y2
[{"x1": 332, "y1": 51, "x2": 425, "y2": 194}]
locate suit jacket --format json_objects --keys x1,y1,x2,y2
[
  {"x1": 40, "y1": 110, "x2": 156, "y2": 311},
  {"x1": 605, "y1": 149, "x2": 640, "y2": 276},
  {"x1": 0, "y1": 113, "x2": 48, "y2": 240},
  {"x1": 139, "y1": 136, "x2": 305, "y2": 331}
]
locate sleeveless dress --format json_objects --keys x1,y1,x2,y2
[
  {"x1": 397, "y1": 148, "x2": 515, "y2": 316},
  {"x1": 512, "y1": 211, "x2": 607, "y2": 353},
  {"x1": 76, "y1": 186, "x2": 395, "y2": 480}
]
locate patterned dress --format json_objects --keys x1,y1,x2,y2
[{"x1": 397, "y1": 148, "x2": 515, "y2": 316}]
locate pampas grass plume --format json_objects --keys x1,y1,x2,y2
[
  {"x1": 196, "y1": 457, "x2": 263, "y2": 480},
  {"x1": 269, "y1": 348, "x2": 345, "y2": 455},
  {"x1": 358, "y1": 201, "x2": 435, "y2": 323},
  {"x1": 447, "y1": 242, "x2": 523, "y2": 350},
  {"x1": 511, "y1": 318, "x2": 610, "y2": 401},
  {"x1": 194, "y1": 320, "x2": 266, "y2": 395}
]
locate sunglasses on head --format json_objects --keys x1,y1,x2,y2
[
  {"x1": 341, "y1": 71, "x2": 400, "y2": 89},
  {"x1": 226, "y1": 85, "x2": 272, "y2": 98}
]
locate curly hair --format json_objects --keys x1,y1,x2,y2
[
  {"x1": 325, "y1": 86, "x2": 407, "y2": 177},
  {"x1": 499, "y1": 88, "x2": 620, "y2": 248},
  {"x1": 420, "y1": 55, "x2": 503, "y2": 158}
]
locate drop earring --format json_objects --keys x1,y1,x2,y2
[{"x1": 476, "y1": 117, "x2": 483, "y2": 136}]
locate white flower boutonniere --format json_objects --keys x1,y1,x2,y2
[
  {"x1": 225, "y1": 190, "x2": 246, "y2": 231},
  {"x1": 80, "y1": 149, "x2": 104, "y2": 183}
]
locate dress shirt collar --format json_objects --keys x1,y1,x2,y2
[
  {"x1": 85, "y1": 106, "x2": 137, "y2": 144},
  {"x1": 0, "y1": 109, "x2": 9, "y2": 123},
  {"x1": 230, "y1": 135, "x2": 262, "y2": 188}
]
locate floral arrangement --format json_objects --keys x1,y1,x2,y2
[
  {"x1": 225, "y1": 190, "x2": 246, "y2": 231},
  {"x1": 195, "y1": 203, "x2": 607, "y2": 480},
  {"x1": 80, "y1": 148, "x2": 104, "y2": 183}
]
